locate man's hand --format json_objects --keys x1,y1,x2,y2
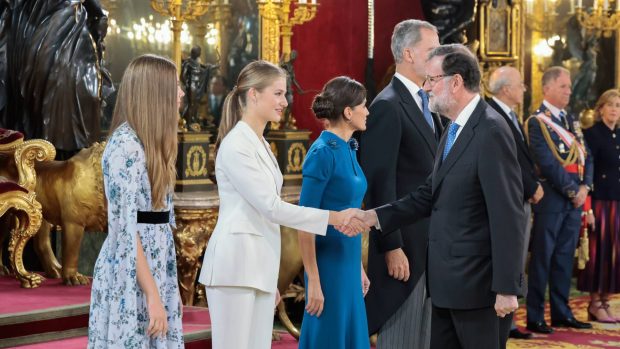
[
  {"x1": 334, "y1": 209, "x2": 378, "y2": 236},
  {"x1": 333, "y1": 209, "x2": 368, "y2": 237},
  {"x1": 529, "y1": 183, "x2": 544, "y2": 204},
  {"x1": 385, "y1": 248, "x2": 410, "y2": 282},
  {"x1": 572, "y1": 185, "x2": 589, "y2": 208},
  {"x1": 495, "y1": 294, "x2": 518, "y2": 318}
]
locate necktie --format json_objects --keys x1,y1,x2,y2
[
  {"x1": 442, "y1": 123, "x2": 460, "y2": 161},
  {"x1": 509, "y1": 110, "x2": 524, "y2": 140},
  {"x1": 417, "y1": 89, "x2": 435, "y2": 133},
  {"x1": 558, "y1": 110, "x2": 569, "y2": 129}
]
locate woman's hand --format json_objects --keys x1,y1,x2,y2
[
  {"x1": 586, "y1": 212, "x2": 596, "y2": 230},
  {"x1": 275, "y1": 288, "x2": 282, "y2": 307},
  {"x1": 362, "y1": 266, "x2": 370, "y2": 297},
  {"x1": 305, "y1": 278, "x2": 325, "y2": 317},
  {"x1": 147, "y1": 297, "x2": 168, "y2": 338}
]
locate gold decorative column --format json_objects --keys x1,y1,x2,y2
[
  {"x1": 150, "y1": 0, "x2": 211, "y2": 69},
  {"x1": 478, "y1": 0, "x2": 524, "y2": 114},
  {"x1": 256, "y1": 0, "x2": 320, "y2": 185},
  {"x1": 617, "y1": 29, "x2": 620, "y2": 87}
]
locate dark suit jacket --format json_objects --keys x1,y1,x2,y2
[
  {"x1": 376, "y1": 99, "x2": 526, "y2": 309},
  {"x1": 359, "y1": 77, "x2": 443, "y2": 333},
  {"x1": 526, "y1": 104, "x2": 593, "y2": 213},
  {"x1": 584, "y1": 122, "x2": 620, "y2": 201},
  {"x1": 487, "y1": 98, "x2": 539, "y2": 201}
]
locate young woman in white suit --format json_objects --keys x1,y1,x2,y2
[{"x1": 198, "y1": 60, "x2": 365, "y2": 349}]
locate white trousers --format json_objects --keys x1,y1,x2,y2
[{"x1": 206, "y1": 286, "x2": 276, "y2": 349}]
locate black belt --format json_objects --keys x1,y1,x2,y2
[{"x1": 137, "y1": 211, "x2": 170, "y2": 224}]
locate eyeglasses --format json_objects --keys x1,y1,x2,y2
[{"x1": 423, "y1": 74, "x2": 454, "y2": 88}]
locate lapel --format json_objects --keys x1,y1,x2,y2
[
  {"x1": 238, "y1": 122, "x2": 282, "y2": 194},
  {"x1": 392, "y1": 78, "x2": 438, "y2": 155},
  {"x1": 432, "y1": 112, "x2": 444, "y2": 141},
  {"x1": 432, "y1": 99, "x2": 486, "y2": 193},
  {"x1": 487, "y1": 98, "x2": 533, "y2": 164}
]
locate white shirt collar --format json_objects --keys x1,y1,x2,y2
[
  {"x1": 453, "y1": 94, "x2": 481, "y2": 130},
  {"x1": 542, "y1": 100, "x2": 566, "y2": 120},
  {"x1": 492, "y1": 96, "x2": 514, "y2": 118},
  {"x1": 394, "y1": 72, "x2": 423, "y2": 111}
]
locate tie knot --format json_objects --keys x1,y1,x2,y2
[
  {"x1": 558, "y1": 111, "x2": 566, "y2": 119},
  {"x1": 417, "y1": 89, "x2": 429, "y2": 101},
  {"x1": 449, "y1": 122, "x2": 460, "y2": 136}
]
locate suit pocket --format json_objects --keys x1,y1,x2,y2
[
  {"x1": 450, "y1": 241, "x2": 490, "y2": 256},
  {"x1": 228, "y1": 220, "x2": 264, "y2": 237}
]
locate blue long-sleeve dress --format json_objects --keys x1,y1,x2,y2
[{"x1": 298, "y1": 131, "x2": 370, "y2": 349}]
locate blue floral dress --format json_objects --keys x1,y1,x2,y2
[{"x1": 88, "y1": 123, "x2": 183, "y2": 349}]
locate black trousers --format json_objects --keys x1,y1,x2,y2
[
  {"x1": 498, "y1": 312, "x2": 513, "y2": 349},
  {"x1": 431, "y1": 305, "x2": 505, "y2": 349}
]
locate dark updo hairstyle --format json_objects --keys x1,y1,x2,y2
[{"x1": 312, "y1": 76, "x2": 366, "y2": 122}]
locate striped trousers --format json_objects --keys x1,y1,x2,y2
[{"x1": 377, "y1": 273, "x2": 432, "y2": 349}]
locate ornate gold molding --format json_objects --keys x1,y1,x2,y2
[
  {"x1": 2, "y1": 193, "x2": 45, "y2": 288},
  {"x1": 173, "y1": 207, "x2": 218, "y2": 305}
]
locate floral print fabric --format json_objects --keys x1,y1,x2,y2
[{"x1": 88, "y1": 123, "x2": 183, "y2": 348}]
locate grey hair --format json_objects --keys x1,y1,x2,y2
[
  {"x1": 391, "y1": 19, "x2": 437, "y2": 64},
  {"x1": 427, "y1": 44, "x2": 481, "y2": 93},
  {"x1": 427, "y1": 43, "x2": 475, "y2": 62},
  {"x1": 488, "y1": 66, "x2": 514, "y2": 95},
  {"x1": 542, "y1": 66, "x2": 570, "y2": 87}
]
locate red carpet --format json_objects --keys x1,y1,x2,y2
[
  {"x1": 6, "y1": 307, "x2": 211, "y2": 349},
  {"x1": 0, "y1": 276, "x2": 90, "y2": 314},
  {"x1": 509, "y1": 294, "x2": 620, "y2": 348}
]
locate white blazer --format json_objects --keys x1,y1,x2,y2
[{"x1": 198, "y1": 121, "x2": 328, "y2": 292}]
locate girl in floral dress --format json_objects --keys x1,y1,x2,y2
[{"x1": 88, "y1": 54, "x2": 185, "y2": 348}]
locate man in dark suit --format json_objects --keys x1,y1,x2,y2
[
  {"x1": 525, "y1": 66, "x2": 593, "y2": 333},
  {"x1": 358, "y1": 19, "x2": 441, "y2": 349},
  {"x1": 487, "y1": 66, "x2": 543, "y2": 342},
  {"x1": 358, "y1": 45, "x2": 526, "y2": 349}
]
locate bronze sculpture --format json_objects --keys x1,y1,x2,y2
[
  {"x1": 279, "y1": 50, "x2": 304, "y2": 129},
  {"x1": 181, "y1": 45, "x2": 219, "y2": 131},
  {"x1": 0, "y1": 0, "x2": 110, "y2": 159}
]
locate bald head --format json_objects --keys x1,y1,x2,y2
[{"x1": 488, "y1": 66, "x2": 524, "y2": 109}]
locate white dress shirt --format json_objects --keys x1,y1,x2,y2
[
  {"x1": 542, "y1": 100, "x2": 567, "y2": 122},
  {"x1": 452, "y1": 94, "x2": 481, "y2": 141},
  {"x1": 394, "y1": 72, "x2": 424, "y2": 112}
]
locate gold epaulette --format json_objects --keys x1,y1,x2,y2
[{"x1": 524, "y1": 113, "x2": 580, "y2": 166}]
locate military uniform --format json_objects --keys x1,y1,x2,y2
[{"x1": 524, "y1": 102, "x2": 593, "y2": 325}]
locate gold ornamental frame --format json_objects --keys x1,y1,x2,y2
[{"x1": 479, "y1": 0, "x2": 521, "y2": 61}]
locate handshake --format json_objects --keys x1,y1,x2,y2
[{"x1": 329, "y1": 208, "x2": 379, "y2": 237}]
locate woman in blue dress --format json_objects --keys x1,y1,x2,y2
[
  {"x1": 298, "y1": 76, "x2": 371, "y2": 349},
  {"x1": 88, "y1": 55, "x2": 184, "y2": 348}
]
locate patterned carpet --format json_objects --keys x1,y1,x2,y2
[{"x1": 509, "y1": 294, "x2": 620, "y2": 348}]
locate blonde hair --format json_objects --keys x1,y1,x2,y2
[
  {"x1": 594, "y1": 89, "x2": 620, "y2": 123},
  {"x1": 109, "y1": 54, "x2": 178, "y2": 210},
  {"x1": 216, "y1": 60, "x2": 286, "y2": 149}
]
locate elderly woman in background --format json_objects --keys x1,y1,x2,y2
[{"x1": 578, "y1": 89, "x2": 620, "y2": 323}]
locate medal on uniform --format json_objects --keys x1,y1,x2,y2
[{"x1": 559, "y1": 143, "x2": 566, "y2": 153}]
